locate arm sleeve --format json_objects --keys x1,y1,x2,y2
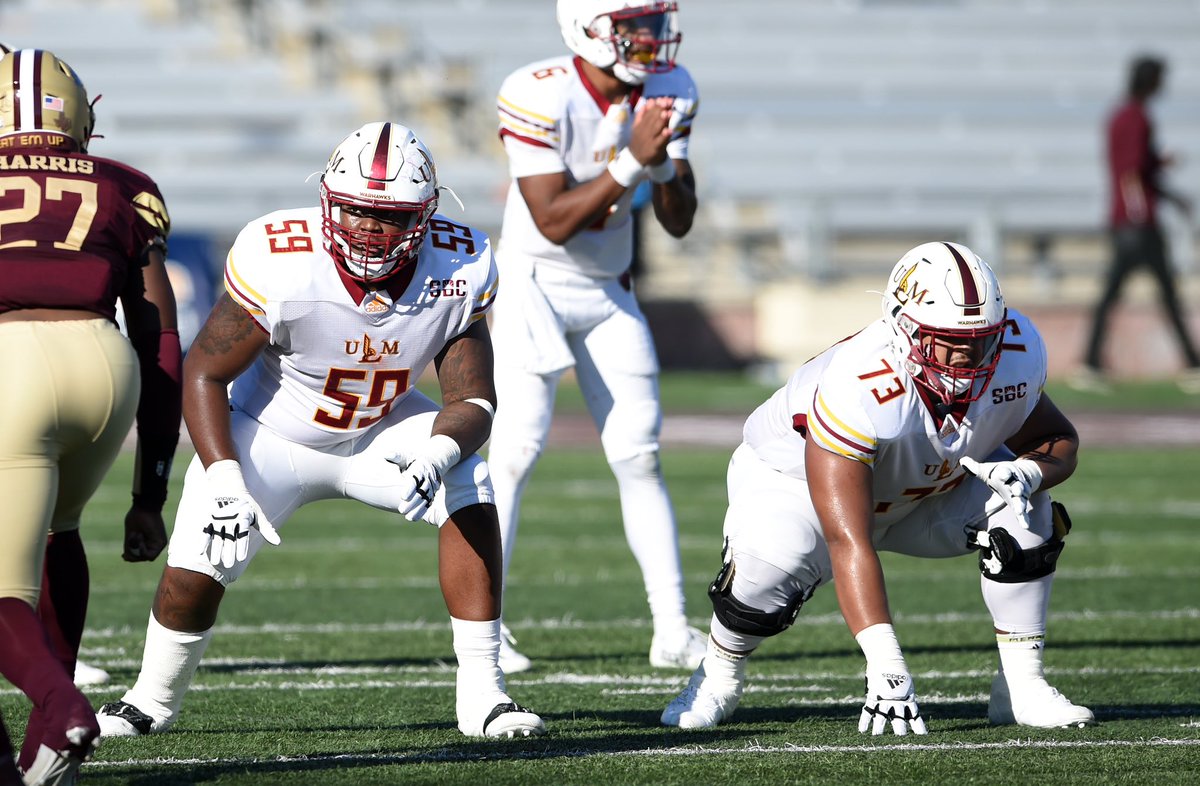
[{"x1": 132, "y1": 327, "x2": 182, "y2": 509}]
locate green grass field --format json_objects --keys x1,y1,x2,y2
[{"x1": 3, "y1": 375, "x2": 1198, "y2": 784}]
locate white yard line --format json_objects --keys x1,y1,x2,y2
[
  {"x1": 80, "y1": 737, "x2": 1200, "y2": 771},
  {"x1": 77, "y1": 606, "x2": 1200, "y2": 640},
  {"x1": 13, "y1": 664, "x2": 1200, "y2": 699}
]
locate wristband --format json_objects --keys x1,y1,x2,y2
[
  {"x1": 463, "y1": 397, "x2": 496, "y2": 419},
  {"x1": 131, "y1": 430, "x2": 178, "y2": 510},
  {"x1": 424, "y1": 434, "x2": 463, "y2": 474},
  {"x1": 607, "y1": 147, "x2": 644, "y2": 188},
  {"x1": 647, "y1": 158, "x2": 677, "y2": 184},
  {"x1": 206, "y1": 459, "x2": 248, "y2": 497},
  {"x1": 855, "y1": 623, "x2": 906, "y2": 668}
]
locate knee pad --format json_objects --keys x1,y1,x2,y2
[
  {"x1": 971, "y1": 501, "x2": 1072, "y2": 583},
  {"x1": 609, "y1": 450, "x2": 660, "y2": 481},
  {"x1": 488, "y1": 440, "x2": 542, "y2": 483},
  {"x1": 707, "y1": 541, "x2": 812, "y2": 637},
  {"x1": 600, "y1": 398, "x2": 661, "y2": 464}
]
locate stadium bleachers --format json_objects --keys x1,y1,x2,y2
[
  {"x1": 0, "y1": 0, "x2": 360, "y2": 245},
  {"x1": 3, "y1": 0, "x2": 1197, "y2": 294}
]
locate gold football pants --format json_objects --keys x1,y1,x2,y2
[{"x1": 0, "y1": 318, "x2": 138, "y2": 606}]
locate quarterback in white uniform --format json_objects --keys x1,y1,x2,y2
[
  {"x1": 97, "y1": 122, "x2": 544, "y2": 740},
  {"x1": 663, "y1": 242, "x2": 1095, "y2": 733},
  {"x1": 487, "y1": 0, "x2": 705, "y2": 673}
]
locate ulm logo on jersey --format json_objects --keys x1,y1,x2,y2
[
  {"x1": 923, "y1": 459, "x2": 956, "y2": 480},
  {"x1": 344, "y1": 333, "x2": 398, "y2": 363}
]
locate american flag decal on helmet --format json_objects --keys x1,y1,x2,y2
[
  {"x1": 366, "y1": 122, "x2": 392, "y2": 191},
  {"x1": 942, "y1": 241, "x2": 982, "y2": 316}
]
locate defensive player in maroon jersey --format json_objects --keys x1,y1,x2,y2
[{"x1": 0, "y1": 48, "x2": 181, "y2": 785}]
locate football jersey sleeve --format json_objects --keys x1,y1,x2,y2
[
  {"x1": 1003, "y1": 309, "x2": 1050, "y2": 402},
  {"x1": 806, "y1": 379, "x2": 880, "y2": 467},
  {"x1": 223, "y1": 221, "x2": 273, "y2": 332},
  {"x1": 497, "y1": 63, "x2": 567, "y2": 178},
  {"x1": 470, "y1": 239, "x2": 499, "y2": 325}
]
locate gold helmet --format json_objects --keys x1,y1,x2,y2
[{"x1": 0, "y1": 48, "x2": 94, "y2": 152}]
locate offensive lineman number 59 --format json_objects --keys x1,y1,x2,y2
[{"x1": 264, "y1": 218, "x2": 476, "y2": 256}]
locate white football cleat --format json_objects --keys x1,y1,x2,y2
[
  {"x1": 988, "y1": 672, "x2": 1095, "y2": 728},
  {"x1": 458, "y1": 697, "x2": 545, "y2": 739},
  {"x1": 661, "y1": 663, "x2": 743, "y2": 729},
  {"x1": 499, "y1": 624, "x2": 532, "y2": 674},
  {"x1": 72, "y1": 661, "x2": 110, "y2": 687},
  {"x1": 650, "y1": 625, "x2": 707, "y2": 670},
  {"x1": 96, "y1": 700, "x2": 169, "y2": 737},
  {"x1": 21, "y1": 724, "x2": 98, "y2": 786}
]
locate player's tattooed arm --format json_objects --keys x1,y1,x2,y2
[
  {"x1": 432, "y1": 319, "x2": 496, "y2": 458},
  {"x1": 183, "y1": 292, "x2": 270, "y2": 467},
  {"x1": 1003, "y1": 393, "x2": 1079, "y2": 493}
]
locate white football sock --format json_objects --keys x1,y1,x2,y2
[
  {"x1": 981, "y1": 572, "x2": 1053, "y2": 636},
  {"x1": 451, "y1": 617, "x2": 505, "y2": 692},
  {"x1": 122, "y1": 613, "x2": 213, "y2": 726},
  {"x1": 708, "y1": 613, "x2": 764, "y2": 658},
  {"x1": 702, "y1": 633, "x2": 750, "y2": 688},
  {"x1": 609, "y1": 452, "x2": 688, "y2": 634},
  {"x1": 996, "y1": 630, "x2": 1048, "y2": 685}
]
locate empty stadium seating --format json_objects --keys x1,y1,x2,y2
[{"x1": 3, "y1": 0, "x2": 1197, "y2": 295}]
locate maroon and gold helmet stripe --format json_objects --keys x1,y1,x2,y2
[
  {"x1": 942, "y1": 241, "x2": 981, "y2": 316},
  {"x1": 366, "y1": 122, "x2": 392, "y2": 191}
]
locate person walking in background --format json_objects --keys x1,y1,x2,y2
[
  {"x1": 1072, "y1": 55, "x2": 1200, "y2": 394},
  {"x1": 0, "y1": 48, "x2": 181, "y2": 783},
  {"x1": 487, "y1": 0, "x2": 704, "y2": 674},
  {"x1": 663, "y1": 242, "x2": 1093, "y2": 733},
  {"x1": 96, "y1": 121, "x2": 544, "y2": 742}
]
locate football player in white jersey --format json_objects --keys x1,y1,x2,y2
[
  {"x1": 663, "y1": 242, "x2": 1095, "y2": 733},
  {"x1": 95, "y1": 122, "x2": 544, "y2": 740},
  {"x1": 487, "y1": 0, "x2": 705, "y2": 673}
]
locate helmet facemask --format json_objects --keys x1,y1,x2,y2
[
  {"x1": 319, "y1": 122, "x2": 439, "y2": 284},
  {"x1": 558, "y1": 1, "x2": 681, "y2": 86},
  {"x1": 882, "y1": 241, "x2": 1008, "y2": 409},
  {"x1": 598, "y1": 4, "x2": 681, "y2": 84},
  {"x1": 891, "y1": 311, "x2": 1006, "y2": 407},
  {"x1": 321, "y1": 193, "x2": 435, "y2": 282}
]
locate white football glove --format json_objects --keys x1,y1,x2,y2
[
  {"x1": 387, "y1": 434, "x2": 462, "y2": 522},
  {"x1": 202, "y1": 460, "x2": 280, "y2": 570},
  {"x1": 859, "y1": 665, "x2": 928, "y2": 736},
  {"x1": 960, "y1": 456, "x2": 1044, "y2": 530}
]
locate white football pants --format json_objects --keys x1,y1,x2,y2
[
  {"x1": 488, "y1": 262, "x2": 688, "y2": 633},
  {"x1": 709, "y1": 443, "x2": 1056, "y2": 653},
  {"x1": 166, "y1": 390, "x2": 493, "y2": 586}
]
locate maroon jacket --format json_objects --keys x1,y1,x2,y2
[{"x1": 1106, "y1": 99, "x2": 1162, "y2": 228}]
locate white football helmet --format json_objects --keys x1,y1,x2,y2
[
  {"x1": 0, "y1": 48, "x2": 95, "y2": 152},
  {"x1": 319, "y1": 121, "x2": 438, "y2": 283},
  {"x1": 882, "y1": 241, "x2": 1008, "y2": 407},
  {"x1": 557, "y1": 0, "x2": 681, "y2": 86}
]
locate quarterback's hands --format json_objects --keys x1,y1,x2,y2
[
  {"x1": 203, "y1": 460, "x2": 280, "y2": 569},
  {"x1": 960, "y1": 456, "x2": 1044, "y2": 530},
  {"x1": 387, "y1": 434, "x2": 462, "y2": 522},
  {"x1": 629, "y1": 97, "x2": 674, "y2": 165},
  {"x1": 859, "y1": 665, "x2": 928, "y2": 736},
  {"x1": 122, "y1": 504, "x2": 168, "y2": 562}
]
